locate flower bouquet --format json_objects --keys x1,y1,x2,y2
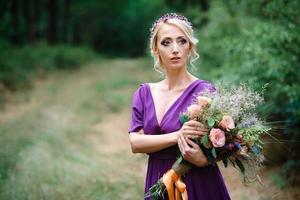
[{"x1": 146, "y1": 84, "x2": 271, "y2": 200}]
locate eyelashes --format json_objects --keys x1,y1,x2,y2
[
  {"x1": 179, "y1": 38, "x2": 187, "y2": 45},
  {"x1": 161, "y1": 40, "x2": 170, "y2": 46},
  {"x1": 160, "y1": 38, "x2": 188, "y2": 47}
]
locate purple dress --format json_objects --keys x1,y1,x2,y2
[{"x1": 129, "y1": 80, "x2": 231, "y2": 200}]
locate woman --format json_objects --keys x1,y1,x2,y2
[{"x1": 129, "y1": 13, "x2": 230, "y2": 199}]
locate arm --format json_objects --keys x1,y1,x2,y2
[
  {"x1": 129, "y1": 120, "x2": 207, "y2": 154},
  {"x1": 129, "y1": 130, "x2": 179, "y2": 153}
]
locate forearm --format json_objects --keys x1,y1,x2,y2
[{"x1": 129, "y1": 131, "x2": 179, "y2": 153}]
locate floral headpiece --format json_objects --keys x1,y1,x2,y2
[{"x1": 150, "y1": 13, "x2": 193, "y2": 37}]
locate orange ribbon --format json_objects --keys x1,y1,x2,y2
[{"x1": 162, "y1": 169, "x2": 188, "y2": 200}]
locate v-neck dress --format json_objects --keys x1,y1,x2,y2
[{"x1": 129, "y1": 80, "x2": 231, "y2": 200}]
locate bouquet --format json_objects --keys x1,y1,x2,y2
[{"x1": 146, "y1": 83, "x2": 271, "y2": 200}]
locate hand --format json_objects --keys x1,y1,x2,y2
[
  {"x1": 179, "y1": 120, "x2": 208, "y2": 139},
  {"x1": 178, "y1": 133, "x2": 209, "y2": 167}
]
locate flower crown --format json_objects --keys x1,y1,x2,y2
[{"x1": 150, "y1": 13, "x2": 193, "y2": 37}]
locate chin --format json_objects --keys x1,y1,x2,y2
[{"x1": 168, "y1": 63, "x2": 186, "y2": 70}]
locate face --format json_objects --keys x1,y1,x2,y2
[{"x1": 155, "y1": 23, "x2": 191, "y2": 71}]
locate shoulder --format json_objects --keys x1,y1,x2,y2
[
  {"x1": 132, "y1": 83, "x2": 149, "y2": 102},
  {"x1": 133, "y1": 82, "x2": 151, "y2": 93},
  {"x1": 194, "y1": 79, "x2": 216, "y2": 92}
]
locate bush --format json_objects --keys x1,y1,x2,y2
[
  {"x1": 196, "y1": 0, "x2": 300, "y2": 171},
  {"x1": 0, "y1": 42, "x2": 97, "y2": 91}
]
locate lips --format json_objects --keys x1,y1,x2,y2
[{"x1": 171, "y1": 57, "x2": 181, "y2": 60}]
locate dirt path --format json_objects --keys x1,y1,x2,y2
[{"x1": 0, "y1": 58, "x2": 296, "y2": 200}]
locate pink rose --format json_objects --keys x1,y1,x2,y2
[
  {"x1": 187, "y1": 104, "x2": 203, "y2": 119},
  {"x1": 219, "y1": 115, "x2": 235, "y2": 131},
  {"x1": 197, "y1": 96, "x2": 212, "y2": 108},
  {"x1": 209, "y1": 128, "x2": 226, "y2": 147}
]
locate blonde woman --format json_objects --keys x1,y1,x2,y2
[{"x1": 129, "y1": 13, "x2": 230, "y2": 199}]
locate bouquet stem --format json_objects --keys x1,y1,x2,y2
[{"x1": 146, "y1": 159, "x2": 190, "y2": 200}]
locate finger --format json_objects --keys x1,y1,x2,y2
[
  {"x1": 178, "y1": 136, "x2": 183, "y2": 152},
  {"x1": 178, "y1": 133, "x2": 185, "y2": 148},
  {"x1": 186, "y1": 137, "x2": 200, "y2": 149},
  {"x1": 178, "y1": 135, "x2": 187, "y2": 155},
  {"x1": 186, "y1": 134, "x2": 199, "y2": 140},
  {"x1": 186, "y1": 120, "x2": 202, "y2": 127},
  {"x1": 180, "y1": 135, "x2": 190, "y2": 150},
  {"x1": 183, "y1": 125, "x2": 208, "y2": 132},
  {"x1": 186, "y1": 121, "x2": 208, "y2": 130},
  {"x1": 182, "y1": 130, "x2": 207, "y2": 137}
]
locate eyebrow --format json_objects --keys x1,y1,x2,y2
[{"x1": 160, "y1": 36, "x2": 186, "y2": 41}]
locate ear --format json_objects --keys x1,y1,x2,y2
[{"x1": 189, "y1": 42, "x2": 192, "y2": 51}]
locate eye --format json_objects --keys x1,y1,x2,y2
[
  {"x1": 161, "y1": 39, "x2": 170, "y2": 46},
  {"x1": 178, "y1": 38, "x2": 187, "y2": 45}
]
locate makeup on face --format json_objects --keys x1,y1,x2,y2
[
  {"x1": 156, "y1": 23, "x2": 191, "y2": 69},
  {"x1": 160, "y1": 36, "x2": 188, "y2": 47}
]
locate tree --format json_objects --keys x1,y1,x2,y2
[
  {"x1": 47, "y1": 0, "x2": 57, "y2": 44},
  {"x1": 10, "y1": 0, "x2": 20, "y2": 45}
]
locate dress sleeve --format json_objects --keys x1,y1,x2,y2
[
  {"x1": 196, "y1": 80, "x2": 217, "y2": 94},
  {"x1": 204, "y1": 81, "x2": 216, "y2": 93},
  {"x1": 128, "y1": 85, "x2": 144, "y2": 133}
]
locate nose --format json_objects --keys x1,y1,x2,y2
[{"x1": 172, "y1": 43, "x2": 179, "y2": 55}]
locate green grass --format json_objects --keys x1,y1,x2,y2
[{"x1": 0, "y1": 58, "x2": 155, "y2": 200}]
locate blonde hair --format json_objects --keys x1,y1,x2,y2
[{"x1": 150, "y1": 17, "x2": 199, "y2": 74}]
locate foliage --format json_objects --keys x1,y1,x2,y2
[
  {"x1": 0, "y1": 41, "x2": 97, "y2": 90},
  {"x1": 0, "y1": 0, "x2": 168, "y2": 57},
  {"x1": 196, "y1": 0, "x2": 300, "y2": 163}
]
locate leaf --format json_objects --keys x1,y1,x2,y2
[
  {"x1": 179, "y1": 114, "x2": 189, "y2": 125},
  {"x1": 235, "y1": 158, "x2": 245, "y2": 174},
  {"x1": 215, "y1": 112, "x2": 223, "y2": 123},
  {"x1": 200, "y1": 134, "x2": 209, "y2": 146},
  {"x1": 231, "y1": 127, "x2": 239, "y2": 135},
  {"x1": 228, "y1": 157, "x2": 236, "y2": 167},
  {"x1": 222, "y1": 158, "x2": 228, "y2": 168},
  {"x1": 177, "y1": 156, "x2": 183, "y2": 164},
  {"x1": 200, "y1": 145, "x2": 215, "y2": 165},
  {"x1": 207, "y1": 118, "x2": 215, "y2": 127},
  {"x1": 211, "y1": 147, "x2": 217, "y2": 159}
]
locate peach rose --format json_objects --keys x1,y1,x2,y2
[
  {"x1": 187, "y1": 104, "x2": 203, "y2": 119},
  {"x1": 209, "y1": 128, "x2": 226, "y2": 147},
  {"x1": 197, "y1": 96, "x2": 212, "y2": 108},
  {"x1": 219, "y1": 115, "x2": 235, "y2": 131}
]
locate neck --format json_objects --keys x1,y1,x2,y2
[{"x1": 163, "y1": 67, "x2": 196, "y2": 90}]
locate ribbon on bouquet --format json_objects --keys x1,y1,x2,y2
[{"x1": 162, "y1": 169, "x2": 188, "y2": 200}]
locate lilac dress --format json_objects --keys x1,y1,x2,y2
[{"x1": 129, "y1": 80, "x2": 231, "y2": 200}]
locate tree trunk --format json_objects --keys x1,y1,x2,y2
[
  {"x1": 199, "y1": 0, "x2": 209, "y2": 11},
  {"x1": 10, "y1": 0, "x2": 20, "y2": 45},
  {"x1": 72, "y1": 21, "x2": 82, "y2": 44},
  {"x1": 199, "y1": 0, "x2": 210, "y2": 27},
  {"x1": 24, "y1": 0, "x2": 33, "y2": 42},
  {"x1": 62, "y1": 0, "x2": 70, "y2": 43},
  {"x1": 32, "y1": 0, "x2": 41, "y2": 41},
  {"x1": 47, "y1": 0, "x2": 57, "y2": 44}
]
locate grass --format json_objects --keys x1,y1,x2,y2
[{"x1": 0, "y1": 57, "x2": 156, "y2": 200}]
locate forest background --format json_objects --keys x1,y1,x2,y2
[{"x1": 0, "y1": 0, "x2": 299, "y2": 199}]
